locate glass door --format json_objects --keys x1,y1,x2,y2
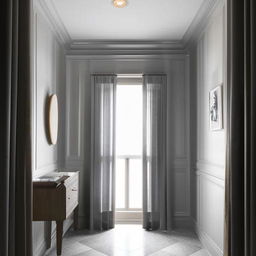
[{"x1": 115, "y1": 82, "x2": 143, "y2": 224}]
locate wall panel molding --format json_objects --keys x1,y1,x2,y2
[
  {"x1": 195, "y1": 167, "x2": 225, "y2": 255},
  {"x1": 172, "y1": 158, "x2": 189, "y2": 169},
  {"x1": 65, "y1": 62, "x2": 84, "y2": 162},
  {"x1": 174, "y1": 216, "x2": 194, "y2": 229},
  {"x1": 66, "y1": 160, "x2": 84, "y2": 168},
  {"x1": 174, "y1": 171, "x2": 190, "y2": 217},
  {"x1": 65, "y1": 60, "x2": 72, "y2": 159},
  {"x1": 197, "y1": 170, "x2": 225, "y2": 188},
  {"x1": 196, "y1": 160, "x2": 225, "y2": 181}
]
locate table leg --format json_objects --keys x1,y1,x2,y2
[
  {"x1": 45, "y1": 221, "x2": 52, "y2": 249},
  {"x1": 56, "y1": 220, "x2": 63, "y2": 255}
]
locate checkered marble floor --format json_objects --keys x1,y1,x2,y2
[{"x1": 45, "y1": 225, "x2": 210, "y2": 256}]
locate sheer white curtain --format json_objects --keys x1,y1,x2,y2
[
  {"x1": 90, "y1": 75, "x2": 116, "y2": 230},
  {"x1": 143, "y1": 75, "x2": 170, "y2": 230}
]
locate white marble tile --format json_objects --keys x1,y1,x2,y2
[
  {"x1": 190, "y1": 249, "x2": 210, "y2": 256},
  {"x1": 45, "y1": 241, "x2": 91, "y2": 256},
  {"x1": 178, "y1": 237, "x2": 202, "y2": 248},
  {"x1": 44, "y1": 225, "x2": 207, "y2": 256},
  {"x1": 162, "y1": 242, "x2": 201, "y2": 256},
  {"x1": 74, "y1": 249, "x2": 107, "y2": 256},
  {"x1": 62, "y1": 242, "x2": 91, "y2": 256},
  {"x1": 149, "y1": 250, "x2": 173, "y2": 256}
]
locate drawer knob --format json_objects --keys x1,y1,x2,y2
[{"x1": 72, "y1": 189, "x2": 77, "y2": 191}]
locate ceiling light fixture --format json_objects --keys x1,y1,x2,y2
[{"x1": 113, "y1": 0, "x2": 127, "y2": 8}]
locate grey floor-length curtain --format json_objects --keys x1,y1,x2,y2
[
  {"x1": 143, "y1": 75, "x2": 169, "y2": 230},
  {"x1": 0, "y1": 0, "x2": 32, "y2": 255},
  {"x1": 91, "y1": 75, "x2": 117, "y2": 230},
  {"x1": 225, "y1": 0, "x2": 256, "y2": 256}
]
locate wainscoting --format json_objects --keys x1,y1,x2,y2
[{"x1": 194, "y1": 162, "x2": 225, "y2": 256}]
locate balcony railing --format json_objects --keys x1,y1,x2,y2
[{"x1": 115, "y1": 155, "x2": 142, "y2": 212}]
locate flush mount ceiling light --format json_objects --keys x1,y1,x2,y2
[{"x1": 113, "y1": 0, "x2": 127, "y2": 8}]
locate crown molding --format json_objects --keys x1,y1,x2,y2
[
  {"x1": 34, "y1": 0, "x2": 72, "y2": 48},
  {"x1": 66, "y1": 54, "x2": 187, "y2": 61},
  {"x1": 67, "y1": 40, "x2": 186, "y2": 55},
  {"x1": 183, "y1": 0, "x2": 223, "y2": 48},
  {"x1": 69, "y1": 40, "x2": 184, "y2": 50}
]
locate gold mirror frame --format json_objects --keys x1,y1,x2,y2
[{"x1": 48, "y1": 94, "x2": 58, "y2": 145}]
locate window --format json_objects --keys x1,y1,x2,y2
[{"x1": 115, "y1": 80, "x2": 143, "y2": 223}]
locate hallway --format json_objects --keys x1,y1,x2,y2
[{"x1": 45, "y1": 225, "x2": 209, "y2": 256}]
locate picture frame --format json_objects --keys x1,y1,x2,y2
[{"x1": 209, "y1": 84, "x2": 223, "y2": 131}]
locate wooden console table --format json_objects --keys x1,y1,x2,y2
[{"x1": 33, "y1": 171, "x2": 79, "y2": 255}]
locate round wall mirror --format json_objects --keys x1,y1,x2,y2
[{"x1": 48, "y1": 94, "x2": 58, "y2": 145}]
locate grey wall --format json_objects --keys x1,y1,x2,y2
[
  {"x1": 65, "y1": 56, "x2": 192, "y2": 229},
  {"x1": 189, "y1": 1, "x2": 226, "y2": 256},
  {"x1": 32, "y1": 4, "x2": 67, "y2": 256}
]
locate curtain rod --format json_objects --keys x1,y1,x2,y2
[
  {"x1": 91, "y1": 73, "x2": 166, "y2": 77},
  {"x1": 143, "y1": 73, "x2": 167, "y2": 76},
  {"x1": 118, "y1": 73, "x2": 166, "y2": 77},
  {"x1": 91, "y1": 73, "x2": 117, "y2": 76}
]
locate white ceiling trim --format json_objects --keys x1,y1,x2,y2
[
  {"x1": 66, "y1": 54, "x2": 187, "y2": 61},
  {"x1": 67, "y1": 48, "x2": 187, "y2": 56},
  {"x1": 36, "y1": 0, "x2": 220, "y2": 54},
  {"x1": 70, "y1": 40, "x2": 184, "y2": 49},
  {"x1": 34, "y1": 0, "x2": 72, "y2": 47},
  {"x1": 182, "y1": 0, "x2": 223, "y2": 47},
  {"x1": 68, "y1": 40, "x2": 186, "y2": 55}
]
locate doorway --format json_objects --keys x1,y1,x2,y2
[{"x1": 115, "y1": 76, "x2": 143, "y2": 224}]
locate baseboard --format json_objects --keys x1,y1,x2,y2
[
  {"x1": 193, "y1": 219, "x2": 223, "y2": 256},
  {"x1": 34, "y1": 236, "x2": 48, "y2": 256},
  {"x1": 34, "y1": 218, "x2": 74, "y2": 256}
]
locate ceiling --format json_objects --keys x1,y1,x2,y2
[{"x1": 49, "y1": 0, "x2": 205, "y2": 41}]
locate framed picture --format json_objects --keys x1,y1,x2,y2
[{"x1": 209, "y1": 84, "x2": 223, "y2": 131}]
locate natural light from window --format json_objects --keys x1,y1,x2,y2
[{"x1": 115, "y1": 84, "x2": 143, "y2": 211}]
